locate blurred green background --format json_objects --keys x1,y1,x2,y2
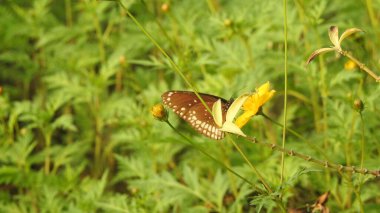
[{"x1": 0, "y1": 0, "x2": 379, "y2": 212}]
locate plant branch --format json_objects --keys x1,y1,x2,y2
[
  {"x1": 340, "y1": 50, "x2": 380, "y2": 82},
  {"x1": 243, "y1": 136, "x2": 380, "y2": 177}
]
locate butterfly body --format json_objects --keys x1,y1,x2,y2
[{"x1": 162, "y1": 91, "x2": 232, "y2": 140}]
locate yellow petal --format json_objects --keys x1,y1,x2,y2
[
  {"x1": 236, "y1": 82, "x2": 275, "y2": 128},
  {"x1": 257, "y1": 81, "x2": 270, "y2": 94},
  {"x1": 242, "y1": 94, "x2": 259, "y2": 111},
  {"x1": 235, "y1": 111, "x2": 256, "y2": 128}
]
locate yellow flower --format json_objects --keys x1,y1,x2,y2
[
  {"x1": 344, "y1": 60, "x2": 357, "y2": 70},
  {"x1": 211, "y1": 82, "x2": 275, "y2": 138},
  {"x1": 151, "y1": 104, "x2": 168, "y2": 122},
  {"x1": 235, "y1": 82, "x2": 275, "y2": 128}
]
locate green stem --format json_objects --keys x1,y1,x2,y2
[
  {"x1": 280, "y1": 0, "x2": 288, "y2": 184},
  {"x1": 93, "y1": 3, "x2": 106, "y2": 64},
  {"x1": 228, "y1": 138, "x2": 287, "y2": 212},
  {"x1": 44, "y1": 131, "x2": 52, "y2": 175},
  {"x1": 218, "y1": 143, "x2": 239, "y2": 197},
  {"x1": 365, "y1": 0, "x2": 378, "y2": 28},
  {"x1": 165, "y1": 121, "x2": 264, "y2": 194},
  {"x1": 359, "y1": 113, "x2": 365, "y2": 170},
  {"x1": 228, "y1": 137, "x2": 272, "y2": 193},
  {"x1": 65, "y1": 0, "x2": 72, "y2": 27},
  {"x1": 118, "y1": 1, "x2": 213, "y2": 114}
]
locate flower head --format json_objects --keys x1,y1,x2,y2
[
  {"x1": 212, "y1": 82, "x2": 275, "y2": 137},
  {"x1": 344, "y1": 59, "x2": 357, "y2": 70},
  {"x1": 235, "y1": 82, "x2": 275, "y2": 128},
  {"x1": 151, "y1": 103, "x2": 168, "y2": 122}
]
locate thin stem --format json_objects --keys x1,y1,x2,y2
[
  {"x1": 228, "y1": 138, "x2": 288, "y2": 213},
  {"x1": 166, "y1": 122, "x2": 286, "y2": 212},
  {"x1": 359, "y1": 113, "x2": 365, "y2": 170},
  {"x1": 341, "y1": 50, "x2": 380, "y2": 82},
  {"x1": 44, "y1": 132, "x2": 52, "y2": 175},
  {"x1": 365, "y1": 0, "x2": 378, "y2": 28},
  {"x1": 218, "y1": 143, "x2": 239, "y2": 197},
  {"x1": 228, "y1": 137, "x2": 272, "y2": 193},
  {"x1": 280, "y1": 0, "x2": 288, "y2": 184},
  {"x1": 164, "y1": 121, "x2": 264, "y2": 193},
  {"x1": 260, "y1": 113, "x2": 331, "y2": 161},
  {"x1": 93, "y1": 4, "x2": 106, "y2": 64},
  {"x1": 353, "y1": 187, "x2": 365, "y2": 213},
  {"x1": 118, "y1": 1, "x2": 213, "y2": 114},
  {"x1": 243, "y1": 136, "x2": 380, "y2": 177},
  {"x1": 65, "y1": 0, "x2": 72, "y2": 27}
]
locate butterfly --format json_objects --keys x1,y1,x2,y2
[{"x1": 161, "y1": 91, "x2": 233, "y2": 140}]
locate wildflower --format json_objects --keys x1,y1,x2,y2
[
  {"x1": 212, "y1": 82, "x2": 275, "y2": 137},
  {"x1": 151, "y1": 103, "x2": 168, "y2": 122},
  {"x1": 344, "y1": 59, "x2": 357, "y2": 70},
  {"x1": 161, "y1": 3, "x2": 169, "y2": 13},
  {"x1": 235, "y1": 82, "x2": 275, "y2": 128}
]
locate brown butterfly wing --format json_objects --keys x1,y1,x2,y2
[{"x1": 161, "y1": 91, "x2": 230, "y2": 140}]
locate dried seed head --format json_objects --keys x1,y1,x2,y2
[{"x1": 151, "y1": 103, "x2": 168, "y2": 122}]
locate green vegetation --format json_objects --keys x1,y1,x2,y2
[{"x1": 1, "y1": 0, "x2": 379, "y2": 212}]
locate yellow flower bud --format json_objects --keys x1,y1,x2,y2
[
  {"x1": 344, "y1": 60, "x2": 356, "y2": 70},
  {"x1": 151, "y1": 104, "x2": 168, "y2": 121},
  {"x1": 224, "y1": 19, "x2": 232, "y2": 27},
  {"x1": 119, "y1": 55, "x2": 126, "y2": 67},
  {"x1": 161, "y1": 3, "x2": 169, "y2": 13}
]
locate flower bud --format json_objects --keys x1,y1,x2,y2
[
  {"x1": 151, "y1": 103, "x2": 168, "y2": 122},
  {"x1": 161, "y1": 3, "x2": 169, "y2": 13},
  {"x1": 119, "y1": 55, "x2": 126, "y2": 67},
  {"x1": 344, "y1": 60, "x2": 356, "y2": 70},
  {"x1": 353, "y1": 99, "x2": 364, "y2": 112},
  {"x1": 224, "y1": 19, "x2": 232, "y2": 27}
]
